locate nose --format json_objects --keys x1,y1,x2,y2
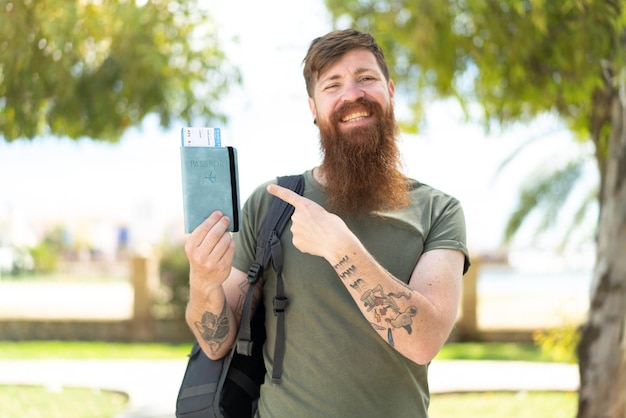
[{"x1": 341, "y1": 81, "x2": 365, "y2": 102}]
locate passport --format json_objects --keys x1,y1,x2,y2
[{"x1": 180, "y1": 146, "x2": 240, "y2": 233}]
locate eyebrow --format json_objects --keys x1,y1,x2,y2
[{"x1": 320, "y1": 67, "x2": 376, "y2": 84}]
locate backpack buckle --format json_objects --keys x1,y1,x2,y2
[
  {"x1": 272, "y1": 296, "x2": 288, "y2": 316},
  {"x1": 247, "y1": 263, "x2": 263, "y2": 284},
  {"x1": 236, "y1": 339, "x2": 254, "y2": 356}
]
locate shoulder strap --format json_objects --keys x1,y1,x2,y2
[
  {"x1": 267, "y1": 175, "x2": 304, "y2": 383},
  {"x1": 236, "y1": 175, "x2": 304, "y2": 381},
  {"x1": 255, "y1": 175, "x2": 304, "y2": 269}
]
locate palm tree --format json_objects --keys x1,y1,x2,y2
[{"x1": 500, "y1": 138, "x2": 598, "y2": 252}]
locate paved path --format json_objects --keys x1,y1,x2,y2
[{"x1": 0, "y1": 358, "x2": 579, "y2": 418}]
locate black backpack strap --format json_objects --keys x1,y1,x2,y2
[
  {"x1": 237, "y1": 175, "x2": 304, "y2": 382},
  {"x1": 256, "y1": 175, "x2": 305, "y2": 269},
  {"x1": 269, "y1": 233, "x2": 287, "y2": 383}
]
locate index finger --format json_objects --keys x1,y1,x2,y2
[{"x1": 266, "y1": 183, "x2": 304, "y2": 207}]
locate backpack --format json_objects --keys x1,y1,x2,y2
[{"x1": 175, "y1": 174, "x2": 305, "y2": 418}]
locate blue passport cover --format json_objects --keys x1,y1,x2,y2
[{"x1": 180, "y1": 146, "x2": 240, "y2": 233}]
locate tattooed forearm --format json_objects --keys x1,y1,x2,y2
[
  {"x1": 387, "y1": 291, "x2": 411, "y2": 300},
  {"x1": 334, "y1": 255, "x2": 358, "y2": 280},
  {"x1": 349, "y1": 278, "x2": 366, "y2": 292},
  {"x1": 333, "y1": 255, "x2": 349, "y2": 270},
  {"x1": 332, "y1": 254, "x2": 420, "y2": 348},
  {"x1": 359, "y1": 284, "x2": 418, "y2": 347},
  {"x1": 338, "y1": 265, "x2": 357, "y2": 280},
  {"x1": 194, "y1": 299, "x2": 230, "y2": 355}
]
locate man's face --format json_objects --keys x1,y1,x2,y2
[
  {"x1": 308, "y1": 48, "x2": 395, "y2": 133},
  {"x1": 306, "y1": 48, "x2": 409, "y2": 215}
]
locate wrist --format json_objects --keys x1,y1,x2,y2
[
  {"x1": 325, "y1": 235, "x2": 362, "y2": 268},
  {"x1": 188, "y1": 276, "x2": 226, "y2": 310}
]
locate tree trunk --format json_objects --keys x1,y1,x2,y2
[{"x1": 577, "y1": 77, "x2": 626, "y2": 418}]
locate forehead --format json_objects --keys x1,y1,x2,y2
[{"x1": 317, "y1": 49, "x2": 382, "y2": 81}]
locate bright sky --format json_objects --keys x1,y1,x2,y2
[{"x1": 0, "y1": 0, "x2": 598, "y2": 260}]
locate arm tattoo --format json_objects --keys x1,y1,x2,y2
[
  {"x1": 334, "y1": 255, "x2": 358, "y2": 280},
  {"x1": 333, "y1": 255, "x2": 349, "y2": 269},
  {"x1": 333, "y1": 255, "x2": 418, "y2": 348},
  {"x1": 235, "y1": 277, "x2": 263, "y2": 317},
  {"x1": 360, "y1": 286, "x2": 417, "y2": 348},
  {"x1": 234, "y1": 280, "x2": 248, "y2": 317},
  {"x1": 349, "y1": 278, "x2": 366, "y2": 292},
  {"x1": 194, "y1": 299, "x2": 230, "y2": 355}
]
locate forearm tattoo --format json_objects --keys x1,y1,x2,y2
[
  {"x1": 333, "y1": 255, "x2": 418, "y2": 348},
  {"x1": 235, "y1": 278, "x2": 263, "y2": 317},
  {"x1": 334, "y1": 255, "x2": 357, "y2": 280},
  {"x1": 194, "y1": 299, "x2": 230, "y2": 355}
]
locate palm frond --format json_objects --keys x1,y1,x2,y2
[
  {"x1": 492, "y1": 125, "x2": 565, "y2": 182},
  {"x1": 503, "y1": 158, "x2": 588, "y2": 244},
  {"x1": 557, "y1": 186, "x2": 599, "y2": 251}
]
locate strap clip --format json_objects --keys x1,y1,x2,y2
[
  {"x1": 246, "y1": 263, "x2": 263, "y2": 284},
  {"x1": 272, "y1": 296, "x2": 288, "y2": 316},
  {"x1": 236, "y1": 339, "x2": 254, "y2": 356}
]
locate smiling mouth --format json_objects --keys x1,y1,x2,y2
[{"x1": 341, "y1": 111, "x2": 370, "y2": 122}]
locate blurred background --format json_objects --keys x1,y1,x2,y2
[
  {"x1": 4, "y1": 0, "x2": 622, "y2": 416},
  {"x1": 0, "y1": 0, "x2": 595, "y2": 333}
]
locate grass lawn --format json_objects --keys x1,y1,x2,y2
[
  {"x1": 0, "y1": 340, "x2": 558, "y2": 361},
  {"x1": 0, "y1": 341, "x2": 190, "y2": 417},
  {"x1": 436, "y1": 341, "x2": 563, "y2": 362},
  {"x1": 0, "y1": 341, "x2": 576, "y2": 417},
  {"x1": 0, "y1": 385, "x2": 128, "y2": 418},
  {"x1": 0, "y1": 340, "x2": 192, "y2": 359}
]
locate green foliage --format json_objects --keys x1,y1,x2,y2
[
  {"x1": 324, "y1": 0, "x2": 623, "y2": 138},
  {"x1": 26, "y1": 225, "x2": 70, "y2": 274},
  {"x1": 0, "y1": 341, "x2": 190, "y2": 359},
  {"x1": 436, "y1": 342, "x2": 555, "y2": 362},
  {"x1": 0, "y1": 0, "x2": 238, "y2": 142},
  {"x1": 324, "y1": 0, "x2": 618, "y2": 247},
  {"x1": 533, "y1": 325, "x2": 581, "y2": 364},
  {"x1": 154, "y1": 242, "x2": 190, "y2": 319},
  {"x1": 28, "y1": 243, "x2": 59, "y2": 274}
]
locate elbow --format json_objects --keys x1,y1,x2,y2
[
  {"x1": 203, "y1": 346, "x2": 230, "y2": 361},
  {"x1": 400, "y1": 336, "x2": 444, "y2": 365},
  {"x1": 414, "y1": 306, "x2": 458, "y2": 364},
  {"x1": 413, "y1": 345, "x2": 442, "y2": 365},
  {"x1": 410, "y1": 324, "x2": 455, "y2": 365}
]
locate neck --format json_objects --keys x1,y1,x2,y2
[{"x1": 313, "y1": 166, "x2": 327, "y2": 186}]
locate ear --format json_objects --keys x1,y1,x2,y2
[
  {"x1": 308, "y1": 97, "x2": 317, "y2": 120},
  {"x1": 388, "y1": 79, "x2": 395, "y2": 101}
]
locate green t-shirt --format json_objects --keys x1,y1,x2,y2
[{"x1": 232, "y1": 169, "x2": 469, "y2": 418}]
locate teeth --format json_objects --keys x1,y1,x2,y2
[{"x1": 342, "y1": 111, "x2": 369, "y2": 122}]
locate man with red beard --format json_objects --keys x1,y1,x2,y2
[{"x1": 184, "y1": 29, "x2": 470, "y2": 417}]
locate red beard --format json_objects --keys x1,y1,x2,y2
[{"x1": 317, "y1": 97, "x2": 410, "y2": 216}]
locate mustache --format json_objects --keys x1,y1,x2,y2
[{"x1": 333, "y1": 97, "x2": 381, "y2": 122}]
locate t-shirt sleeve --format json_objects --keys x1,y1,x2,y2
[{"x1": 424, "y1": 196, "x2": 471, "y2": 274}]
